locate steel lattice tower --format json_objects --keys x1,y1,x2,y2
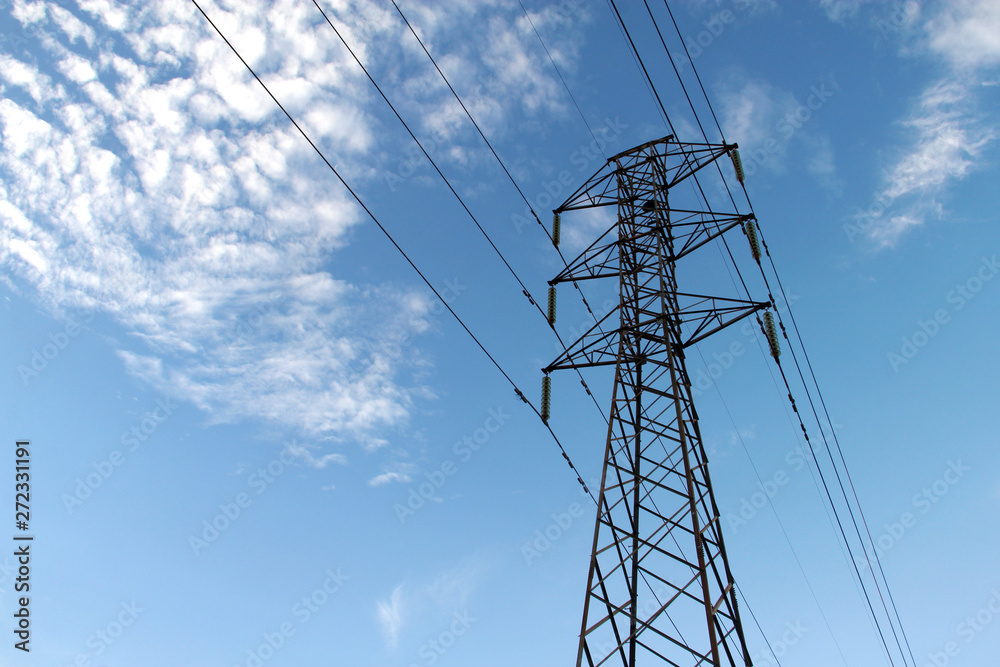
[{"x1": 544, "y1": 136, "x2": 770, "y2": 667}]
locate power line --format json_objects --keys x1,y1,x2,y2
[
  {"x1": 195, "y1": 1, "x2": 914, "y2": 663},
  {"x1": 515, "y1": 0, "x2": 607, "y2": 159},
  {"x1": 190, "y1": 0, "x2": 595, "y2": 503},
  {"x1": 699, "y1": 346, "x2": 851, "y2": 666},
  {"x1": 757, "y1": 225, "x2": 917, "y2": 667},
  {"x1": 604, "y1": 1, "x2": 917, "y2": 664},
  {"x1": 378, "y1": 0, "x2": 612, "y2": 423},
  {"x1": 636, "y1": 0, "x2": 902, "y2": 660},
  {"x1": 308, "y1": 0, "x2": 540, "y2": 319},
  {"x1": 604, "y1": 0, "x2": 677, "y2": 135},
  {"x1": 650, "y1": 2, "x2": 915, "y2": 662}
]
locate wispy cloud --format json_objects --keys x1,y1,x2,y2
[
  {"x1": 716, "y1": 73, "x2": 840, "y2": 188},
  {"x1": 284, "y1": 440, "x2": 348, "y2": 469},
  {"x1": 373, "y1": 558, "x2": 486, "y2": 650},
  {"x1": 859, "y1": 78, "x2": 995, "y2": 248},
  {"x1": 718, "y1": 77, "x2": 799, "y2": 154},
  {"x1": 376, "y1": 584, "x2": 406, "y2": 649},
  {"x1": 814, "y1": 0, "x2": 881, "y2": 22},
  {"x1": 424, "y1": 559, "x2": 483, "y2": 610},
  {"x1": 849, "y1": 0, "x2": 999, "y2": 248},
  {"x1": 368, "y1": 461, "x2": 419, "y2": 487},
  {"x1": 0, "y1": 0, "x2": 581, "y2": 452},
  {"x1": 883, "y1": 80, "x2": 994, "y2": 202}
]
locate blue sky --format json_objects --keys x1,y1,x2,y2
[{"x1": 1, "y1": 0, "x2": 999, "y2": 665}]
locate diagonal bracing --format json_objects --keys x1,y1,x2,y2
[{"x1": 544, "y1": 136, "x2": 767, "y2": 667}]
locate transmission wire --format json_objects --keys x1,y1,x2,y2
[
  {"x1": 603, "y1": 1, "x2": 914, "y2": 664},
  {"x1": 190, "y1": 0, "x2": 595, "y2": 504},
  {"x1": 515, "y1": 0, "x2": 607, "y2": 159},
  {"x1": 377, "y1": 0, "x2": 610, "y2": 422},
  {"x1": 632, "y1": 2, "x2": 917, "y2": 663},
  {"x1": 699, "y1": 346, "x2": 851, "y2": 666}
]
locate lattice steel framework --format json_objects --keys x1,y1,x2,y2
[{"x1": 544, "y1": 136, "x2": 768, "y2": 667}]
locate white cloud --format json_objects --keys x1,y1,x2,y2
[
  {"x1": 49, "y1": 4, "x2": 97, "y2": 48},
  {"x1": 424, "y1": 560, "x2": 482, "y2": 610},
  {"x1": 0, "y1": 0, "x2": 480, "y2": 452},
  {"x1": 0, "y1": 54, "x2": 62, "y2": 104},
  {"x1": 859, "y1": 78, "x2": 996, "y2": 247},
  {"x1": 804, "y1": 134, "x2": 841, "y2": 194},
  {"x1": 848, "y1": 1, "x2": 1000, "y2": 248},
  {"x1": 927, "y1": 0, "x2": 1000, "y2": 69},
  {"x1": 376, "y1": 584, "x2": 406, "y2": 648},
  {"x1": 284, "y1": 439, "x2": 348, "y2": 469},
  {"x1": 719, "y1": 78, "x2": 798, "y2": 152},
  {"x1": 368, "y1": 461, "x2": 419, "y2": 487},
  {"x1": 716, "y1": 74, "x2": 840, "y2": 187},
  {"x1": 383, "y1": 0, "x2": 586, "y2": 149},
  {"x1": 372, "y1": 559, "x2": 485, "y2": 650},
  {"x1": 368, "y1": 471, "x2": 409, "y2": 486},
  {"x1": 815, "y1": 0, "x2": 881, "y2": 22},
  {"x1": 883, "y1": 80, "x2": 994, "y2": 200},
  {"x1": 866, "y1": 213, "x2": 923, "y2": 248},
  {"x1": 2, "y1": 0, "x2": 574, "y2": 453}
]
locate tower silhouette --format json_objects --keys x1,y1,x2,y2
[{"x1": 544, "y1": 135, "x2": 771, "y2": 667}]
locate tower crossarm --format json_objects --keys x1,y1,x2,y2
[
  {"x1": 543, "y1": 295, "x2": 767, "y2": 374},
  {"x1": 672, "y1": 294, "x2": 769, "y2": 348},
  {"x1": 556, "y1": 136, "x2": 737, "y2": 213},
  {"x1": 550, "y1": 212, "x2": 752, "y2": 285},
  {"x1": 543, "y1": 305, "x2": 624, "y2": 372}
]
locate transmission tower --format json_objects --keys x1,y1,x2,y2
[{"x1": 543, "y1": 135, "x2": 776, "y2": 667}]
